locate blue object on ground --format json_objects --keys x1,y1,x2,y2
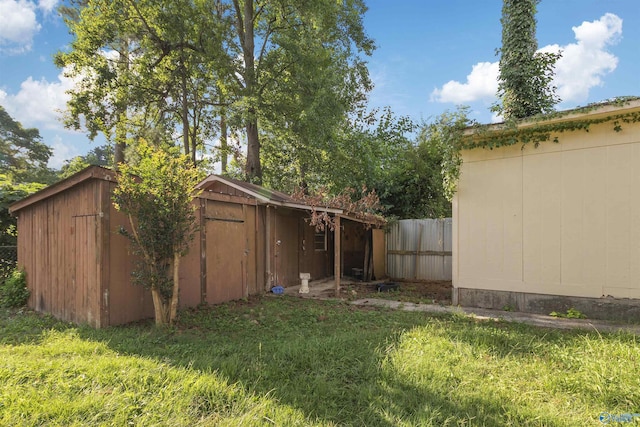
[{"x1": 271, "y1": 285, "x2": 284, "y2": 294}]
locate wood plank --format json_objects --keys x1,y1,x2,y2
[
  {"x1": 200, "y1": 198, "x2": 207, "y2": 304},
  {"x1": 334, "y1": 216, "x2": 341, "y2": 294},
  {"x1": 198, "y1": 191, "x2": 257, "y2": 206}
]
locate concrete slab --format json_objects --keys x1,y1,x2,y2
[{"x1": 350, "y1": 299, "x2": 640, "y2": 335}]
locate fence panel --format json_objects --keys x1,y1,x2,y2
[
  {"x1": 387, "y1": 219, "x2": 452, "y2": 281},
  {"x1": 0, "y1": 246, "x2": 18, "y2": 281}
]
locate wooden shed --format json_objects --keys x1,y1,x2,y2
[
  {"x1": 10, "y1": 167, "x2": 385, "y2": 327},
  {"x1": 9, "y1": 167, "x2": 154, "y2": 327},
  {"x1": 194, "y1": 175, "x2": 386, "y2": 299}
]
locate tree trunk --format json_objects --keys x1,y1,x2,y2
[
  {"x1": 114, "y1": 117, "x2": 126, "y2": 167},
  {"x1": 239, "y1": 0, "x2": 262, "y2": 183},
  {"x1": 169, "y1": 252, "x2": 180, "y2": 326},
  {"x1": 151, "y1": 287, "x2": 168, "y2": 326},
  {"x1": 220, "y1": 109, "x2": 228, "y2": 173},
  {"x1": 181, "y1": 66, "x2": 190, "y2": 160},
  {"x1": 114, "y1": 39, "x2": 129, "y2": 168},
  {"x1": 245, "y1": 117, "x2": 262, "y2": 183}
]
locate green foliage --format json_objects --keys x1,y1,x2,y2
[
  {"x1": 465, "y1": 97, "x2": 640, "y2": 151},
  {"x1": 0, "y1": 106, "x2": 52, "y2": 181},
  {"x1": 56, "y1": 0, "x2": 374, "y2": 181},
  {"x1": 0, "y1": 269, "x2": 29, "y2": 308},
  {"x1": 417, "y1": 107, "x2": 473, "y2": 204},
  {"x1": 112, "y1": 141, "x2": 202, "y2": 325},
  {"x1": 0, "y1": 106, "x2": 55, "y2": 245},
  {"x1": 59, "y1": 144, "x2": 112, "y2": 179},
  {"x1": 493, "y1": 0, "x2": 560, "y2": 120},
  {"x1": 378, "y1": 139, "x2": 451, "y2": 219},
  {"x1": 0, "y1": 176, "x2": 48, "y2": 246},
  {"x1": 550, "y1": 308, "x2": 587, "y2": 319}
]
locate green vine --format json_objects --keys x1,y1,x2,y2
[
  {"x1": 463, "y1": 97, "x2": 640, "y2": 150},
  {"x1": 437, "y1": 97, "x2": 640, "y2": 201}
]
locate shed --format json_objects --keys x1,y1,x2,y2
[
  {"x1": 10, "y1": 167, "x2": 386, "y2": 327},
  {"x1": 452, "y1": 99, "x2": 640, "y2": 320},
  {"x1": 194, "y1": 175, "x2": 387, "y2": 300},
  {"x1": 8, "y1": 166, "x2": 154, "y2": 327}
]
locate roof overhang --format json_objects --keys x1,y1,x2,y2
[{"x1": 196, "y1": 175, "x2": 344, "y2": 215}]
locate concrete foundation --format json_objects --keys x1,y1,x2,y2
[{"x1": 454, "y1": 287, "x2": 640, "y2": 322}]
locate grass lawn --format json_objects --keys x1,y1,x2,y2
[{"x1": 1, "y1": 296, "x2": 639, "y2": 426}]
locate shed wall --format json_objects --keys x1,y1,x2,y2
[
  {"x1": 17, "y1": 179, "x2": 105, "y2": 326},
  {"x1": 454, "y1": 120, "x2": 640, "y2": 299},
  {"x1": 106, "y1": 190, "x2": 155, "y2": 326}
]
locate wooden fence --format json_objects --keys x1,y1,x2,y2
[{"x1": 386, "y1": 219, "x2": 452, "y2": 281}]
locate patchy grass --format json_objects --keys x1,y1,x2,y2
[
  {"x1": 1, "y1": 297, "x2": 639, "y2": 426},
  {"x1": 341, "y1": 280, "x2": 452, "y2": 305}
]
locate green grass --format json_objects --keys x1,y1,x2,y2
[{"x1": 1, "y1": 297, "x2": 639, "y2": 426}]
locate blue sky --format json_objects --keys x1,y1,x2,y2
[{"x1": 1, "y1": 0, "x2": 638, "y2": 169}]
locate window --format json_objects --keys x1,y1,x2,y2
[{"x1": 314, "y1": 229, "x2": 327, "y2": 251}]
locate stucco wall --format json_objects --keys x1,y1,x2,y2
[{"x1": 453, "y1": 119, "x2": 640, "y2": 300}]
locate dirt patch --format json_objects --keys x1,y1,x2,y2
[{"x1": 340, "y1": 280, "x2": 452, "y2": 304}]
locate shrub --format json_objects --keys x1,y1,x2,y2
[{"x1": 0, "y1": 269, "x2": 30, "y2": 308}]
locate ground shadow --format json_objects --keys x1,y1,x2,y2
[{"x1": 77, "y1": 297, "x2": 598, "y2": 425}]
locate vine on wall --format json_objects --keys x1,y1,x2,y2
[{"x1": 441, "y1": 97, "x2": 640, "y2": 201}]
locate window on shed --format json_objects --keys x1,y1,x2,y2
[{"x1": 314, "y1": 230, "x2": 327, "y2": 251}]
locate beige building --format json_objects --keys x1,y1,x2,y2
[{"x1": 452, "y1": 99, "x2": 640, "y2": 320}]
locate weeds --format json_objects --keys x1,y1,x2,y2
[{"x1": 550, "y1": 308, "x2": 587, "y2": 319}]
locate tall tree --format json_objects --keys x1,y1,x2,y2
[
  {"x1": 493, "y1": 0, "x2": 560, "y2": 120},
  {"x1": 56, "y1": 0, "x2": 222, "y2": 166},
  {"x1": 209, "y1": 0, "x2": 374, "y2": 183},
  {"x1": 0, "y1": 106, "x2": 54, "y2": 245},
  {"x1": 57, "y1": 0, "x2": 134, "y2": 165},
  {"x1": 57, "y1": 0, "x2": 374, "y2": 182}
]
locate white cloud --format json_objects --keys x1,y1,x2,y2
[
  {"x1": 430, "y1": 62, "x2": 499, "y2": 104},
  {"x1": 37, "y1": 0, "x2": 57, "y2": 14},
  {"x1": 0, "y1": 0, "x2": 40, "y2": 52},
  {"x1": 549, "y1": 13, "x2": 622, "y2": 103},
  {"x1": 48, "y1": 134, "x2": 80, "y2": 169},
  {"x1": 431, "y1": 13, "x2": 623, "y2": 106},
  {"x1": 1, "y1": 67, "x2": 76, "y2": 130}
]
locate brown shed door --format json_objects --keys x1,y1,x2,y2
[
  {"x1": 205, "y1": 206, "x2": 246, "y2": 304},
  {"x1": 73, "y1": 215, "x2": 99, "y2": 325}
]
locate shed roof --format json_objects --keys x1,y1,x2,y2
[
  {"x1": 10, "y1": 167, "x2": 384, "y2": 226},
  {"x1": 196, "y1": 175, "x2": 344, "y2": 214},
  {"x1": 9, "y1": 165, "x2": 115, "y2": 214}
]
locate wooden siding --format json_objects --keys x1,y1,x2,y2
[
  {"x1": 17, "y1": 179, "x2": 104, "y2": 327},
  {"x1": 299, "y1": 217, "x2": 331, "y2": 280},
  {"x1": 274, "y1": 209, "x2": 299, "y2": 287},
  {"x1": 105, "y1": 188, "x2": 154, "y2": 326},
  {"x1": 14, "y1": 170, "x2": 381, "y2": 327}
]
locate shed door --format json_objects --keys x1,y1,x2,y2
[
  {"x1": 205, "y1": 203, "x2": 246, "y2": 304},
  {"x1": 73, "y1": 215, "x2": 100, "y2": 325}
]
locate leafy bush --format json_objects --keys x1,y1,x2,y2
[{"x1": 0, "y1": 269, "x2": 30, "y2": 308}]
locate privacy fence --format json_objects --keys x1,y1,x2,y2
[{"x1": 386, "y1": 218, "x2": 452, "y2": 281}]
